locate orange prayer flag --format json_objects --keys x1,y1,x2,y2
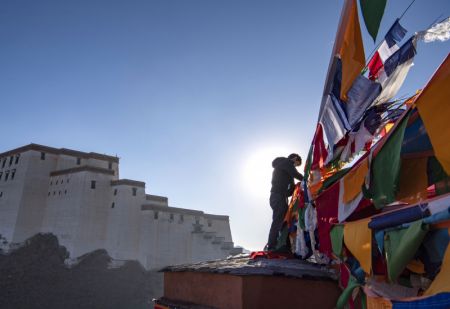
[
  {"x1": 416, "y1": 54, "x2": 450, "y2": 174},
  {"x1": 338, "y1": 0, "x2": 366, "y2": 101}
]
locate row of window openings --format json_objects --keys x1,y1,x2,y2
[
  {"x1": 153, "y1": 212, "x2": 183, "y2": 221},
  {"x1": 1, "y1": 154, "x2": 20, "y2": 168},
  {"x1": 112, "y1": 187, "x2": 138, "y2": 196},
  {"x1": 0, "y1": 169, "x2": 16, "y2": 181},
  {"x1": 150, "y1": 212, "x2": 212, "y2": 226},
  {"x1": 49, "y1": 181, "x2": 137, "y2": 196},
  {"x1": 39, "y1": 152, "x2": 114, "y2": 170},
  {"x1": 48, "y1": 190, "x2": 67, "y2": 196},
  {"x1": 50, "y1": 178, "x2": 70, "y2": 185}
]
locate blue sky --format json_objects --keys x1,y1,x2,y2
[{"x1": 0, "y1": 0, "x2": 449, "y2": 251}]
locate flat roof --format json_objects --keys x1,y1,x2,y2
[
  {"x1": 0, "y1": 143, "x2": 119, "y2": 163},
  {"x1": 111, "y1": 179, "x2": 145, "y2": 188}
]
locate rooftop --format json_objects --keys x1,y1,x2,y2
[{"x1": 161, "y1": 254, "x2": 338, "y2": 281}]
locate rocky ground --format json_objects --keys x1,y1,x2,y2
[{"x1": 0, "y1": 233, "x2": 163, "y2": 309}]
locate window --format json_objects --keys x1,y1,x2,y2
[
  {"x1": 58, "y1": 191, "x2": 61, "y2": 195},
  {"x1": 67, "y1": 178, "x2": 70, "y2": 183},
  {"x1": 0, "y1": 192, "x2": 3, "y2": 197},
  {"x1": 91, "y1": 180, "x2": 96, "y2": 189},
  {"x1": 154, "y1": 211, "x2": 159, "y2": 219},
  {"x1": 180, "y1": 214, "x2": 184, "y2": 223},
  {"x1": 61, "y1": 179, "x2": 64, "y2": 184},
  {"x1": 76, "y1": 157, "x2": 81, "y2": 165},
  {"x1": 114, "y1": 189, "x2": 118, "y2": 196},
  {"x1": 8, "y1": 156, "x2": 13, "y2": 166},
  {"x1": 41, "y1": 152, "x2": 46, "y2": 160},
  {"x1": 48, "y1": 192, "x2": 50, "y2": 196},
  {"x1": 64, "y1": 190, "x2": 67, "y2": 194},
  {"x1": 50, "y1": 181, "x2": 53, "y2": 185},
  {"x1": 108, "y1": 162, "x2": 112, "y2": 170},
  {"x1": 15, "y1": 154, "x2": 20, "y2": 164},
  {"x1": 0, "y1": 172, "x2": 2, "y2": 180},
  {"x1": 132, "y1": 187, "x2": 137, "y2": 196},
  {"x1": 53, "y1": 191, "x2": 56, "y2": 195},
  {"x1": 208, "y1": 220, "x2": 212, "y2": 227},
  {"x1": 4, "y1": 171, "x2": 9, "y2": 181},
  {"x1": 11, "y1": 169, "x2": 16, "y2": 180},
  {"x1": 111, "y1": 202, "x2": 115, "y2": 208},
  {"x1": 170, "y1": 213, "x2": 174, "y2": 221},
  {"x1": 2, "y1": 158, "x2": 6, "y2": 168},
  {"x1": 56, "y1": 180, "x2": 58, "y2": 185}
]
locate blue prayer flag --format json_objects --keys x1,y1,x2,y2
[
  {"x1": 385, "y1": 19, "x2": 407, "y2": 48},
  {"x1": 383, "y1": 37, "x2": 416, "y2": 77}
]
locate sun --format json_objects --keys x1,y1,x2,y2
[{"x1": 241, "y1": 146, "x2": 292, "y2": 199}]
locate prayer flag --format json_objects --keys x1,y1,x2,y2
[
  {"x1": 396, "y1": 157, "x2": 428, "y2": 204},
  {"x1": 344, "y1": 218, "x2": 372, "y2": 274},
  {"x1": 338, "y1": 0, "x2": 366, "y2": 101},
  {"x1": 345, "y1": 75, "x2": 382, "y2": 127},
  {"x1": 343, "y1": 157, "x2": 369, "y2": 203},
  {"x1": 385, "y1": 220, "x2": 429, "y2": 282},
  {"x1": 363, "y1": 113, "x2": 410, "y2": 209},
  {"x1": 417, "y1": 17, "x2": 450, "y2": 43},
  {"x1": 424, "y1": 228, "x2": 450, "y2": 296},
  {"x1": 385, "y1": 19, "x2": 407, "y2": 48},
  {"x1": 315, "y1": 181, "x2": 339, "y2": 257},
  {"x1": 416, "y1": 54, "x2": 450, "y2": 174},
  {"x1": 319, "y1": 94, "x2": 351, "y2": 165},
  {"x1": 359, "y1": 0, "x2": 387, "y2": 42},
  {"x1": 373, "y1": 38, "x2": 416, "y2": 105},
  {"x1": 367, "y1": 19, "x2": 407, "y2": 81},
  {"x1": 383, "y1": 37, "x2": 416, "y2": 77}
]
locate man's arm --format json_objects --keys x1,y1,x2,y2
[{"x1": 282, "y1": 160, "x2": 304, "y2": 181}]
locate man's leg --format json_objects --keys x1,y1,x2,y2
[{"x1": 267, "y1": 193, "x2": 288, "y2": 250}]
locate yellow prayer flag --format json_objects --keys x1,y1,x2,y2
[
  {"x1": 344, "y1": 218, "x2": 372, "y2": 274},
  {"x1": 343, "y1": 157, "x2": 369, "y2": 203}
]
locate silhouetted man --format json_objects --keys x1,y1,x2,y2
[{"x1": 266, "y1": 153, "x2": 303, "y2": 251}]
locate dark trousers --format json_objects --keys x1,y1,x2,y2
[{"x1": 267, "y1": 192, "x2": 288, "y2": 249}]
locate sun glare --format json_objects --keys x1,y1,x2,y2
[{"x1": 241, "y1": 146, "x2": 292, "y2": 199}]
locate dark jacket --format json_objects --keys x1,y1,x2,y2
[{"x1": 270, "y1": 157, "x2": 304, "y2": 195}]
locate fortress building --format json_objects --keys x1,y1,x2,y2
[{"x1": 0, "y1": 144, "x2": 236, "y2": 270}]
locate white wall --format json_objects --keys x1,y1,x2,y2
[
  {"x1": 13, "y1": 150, "x2": 58, "y2": 242},
  {"x1": 0, "y1": 152, "x2": 28, "y2": 241}
]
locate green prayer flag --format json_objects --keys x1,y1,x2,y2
[
  {"x1": 298, "y1": 207, "x2": 306, "y2": 230},
  {"x1": 336, "y1": 276, "x2": 362, "y2": 309},
  {"x1": 330, "y1": 225, "x2": 344, "y2": 257},
  {"x1": 364, "y1": 114, "x2": 410, "y2": 209},
  {"x1": 359, "y1": 0, "x2": 387, "y2": 42},
  {"x1": 385, "y1": 220, "x2": 429, "y2": 282}
]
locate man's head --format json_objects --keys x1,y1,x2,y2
[{"x1": 288, "y1": 153, "x2": 302, "y2": 167}]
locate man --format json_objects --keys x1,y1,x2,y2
[{"x1": 266, "y1": 153, "x2": 303, "y2": 251}]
